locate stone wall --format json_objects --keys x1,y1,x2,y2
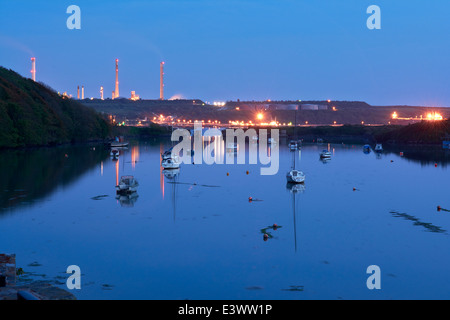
[{"x1": 0, "y1": 254, "x2": 16, "y2": 285}]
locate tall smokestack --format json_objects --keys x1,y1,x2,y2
[
  {"x1": 77, "y1": 86, "x2": 80, "y2": 99},
  {"x1": 160, "y1": 61, "x2": 164, "y2": 100},
  {"x1": 112, "y1": 91, "x2": 115, "y2": 100},
  {"x1": 31, "y1": 57, "x2": 36, "y2": 81},
  {"x1": 100, "y1": 86, "x2": 104, "y2": 100},
  {"x1": 115, "y1": 59, "x2": 119, "y2": 98},
  {"x1": 81, "y1": 86, "x2": 84, "y2": 100}
]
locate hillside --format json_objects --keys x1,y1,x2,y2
[
  {"x1": 374, "y1": 120, "x2": 450, "y2": 145},
  {"x1": 80, "y1": 98, "x2": 450, "y2": 127},
  {"x1": 0, "y1": 67, "x2": 110, "y2": 148}
]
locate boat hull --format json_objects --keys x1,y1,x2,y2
[{"x1": 286, "y1": 170, "x2": 305, "y2": 184}]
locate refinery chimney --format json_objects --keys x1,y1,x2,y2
[
  {"x1": 77, "y1": 86, "x2": 80, "y2": 99},
  {"x1": 31, "y1": 57, "x2": 36, "y2": 81},
  {"x1": 81, "y1": 86, "x2": 84, "y2": 100},
  {"x1": 160, "y1": 61, "x2": 164, "y2": 100},
  {"x1": 115, "y1": 59, "x2": 119, "y2": 98},
  {"x1": 100, "y1": 86, "x2": 104, "y2": 100}
]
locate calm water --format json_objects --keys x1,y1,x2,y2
[{"x1": 1, "y1": 139, "x2": 450, "y2": 300}]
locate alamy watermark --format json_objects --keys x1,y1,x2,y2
[
  {"x1": 367, "y1": 5, "x2": 381, "y2": 30},
  {"x1": 66, "y1": 5, "x2": 81, "y2": 30},
  {"x1": 170, "y1": 122, "x2": 279, "y2": 175},
  {"x1": 366, "y1": 265, "x2": 381, "y2": 290},
  {"x1": 66, "y1": 265, "x2": 81, "y2": 290}
]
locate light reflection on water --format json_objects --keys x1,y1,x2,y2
[{"x1": 1, "y1": 141, "x2": 450, "y2": 299}]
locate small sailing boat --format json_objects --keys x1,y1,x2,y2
[
  {"x1": 161, "y1": 147, "x2": 181, "y2": 169},
  {"x1": 320, "y1": 150, "x2": 331, "y2": 159},
  {"x1": 286, "y1": 142, "x2": 305, "y2": 183},
  {"x1": 287, "y1": 106, "x2": 305, "y2": 184},
  {"x1": 374, "y1": 144, "x2": 383, "y2": 152},
  {"x1": 110, "y1": 136, "x2": 129, "y2": 148},
  {"x1": 116, "y1": 175, "x2": 139, "y2": 194},
  {"x1": 288, "y1": 140, "x2": 298, "y2": 151}
]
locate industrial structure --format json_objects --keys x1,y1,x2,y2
[
  {"x1": 30, "y1": 57, "x2": 36, "y2": 81},
  {"x1": 130, "y1": 91, "x2": 140, "y2": 101},
  {"x1": 160, "y1": 61, "x2": 164, "y2": 100},
  {"x1": 77, "y1": 86, "x2": 80, "y2": 99},
  {"x1": 114, "y1": 59, "x2": 119, "y2": 99},
  {"x1": 100, "y1": 86, "x2": 104, "y2": 100},
  {"x1": 81, "y1": 85, "x2": 84, "y2": 100}
]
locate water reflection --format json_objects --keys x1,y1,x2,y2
[
  {"x1": 162, "y1": 168, "x2": 180, "y2": 222},
  {"x1": 390, "y1": 211, "x2": 447, "y2": 234},
  {"x1": 384, "y1": 146, "x2": 450, "y2": 168},
  {"x1": 116, "y1": 192, "x2": 139, "y2": 207},
  {"x1": 0, "y1": 145, "x2": 110, "y2": 214},
  {"x1": 286, "y1": 182, "x2": 305, "y2": 252}
]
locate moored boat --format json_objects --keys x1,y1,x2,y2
[
  {"x1": 286, "y1": 169, "x2": 306, "y2": 184},
  {"x1": 116, "y1": 175, "x2": 139, "y2": 194},
  {"x1": 320, "y1": 150, "x2": 331, "y2": 159},
  {"x1": 375, "y1": 144, "x2": 383, "y2": 152}
]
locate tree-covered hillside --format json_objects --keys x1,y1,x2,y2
[{"x1": 0, "y1": 67, "x2": 110, "y2": 148}]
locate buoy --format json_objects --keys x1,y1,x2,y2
[
  {"x1": 248, "y1": 197, "x2": 253, "y2": 202},
  {"x1": 263, "y1": 234, "x2": 269, "y2": 241},
  {"x1": 400, "y1": 152, "x2": 404, "y2": 156},
  {"x1": 435, "y1": 163, "x2": 438, "y2": 167},
  {"x1": 437, "y1": 206, "x2": 442, "y2": 211},
  {"x1": 246, "y1": 170, "x2": 249, "y2": 175},
  {"x1": 227, "y1": 172, "x2": 229, "y2": 176},
  {"x1": 390, "y1": 160, "x2": 394, "y2": 163},
  {"x1": 273, "y1": 223, "x2": 278, "y2": 230},
  {"x1": 353, "y1": 187, "x2": 356, "y2": 191},
  {"x1": 65, "y1": 154, "x2": 68, "y2": 158}
]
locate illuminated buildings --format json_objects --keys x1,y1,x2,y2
[{"x1": 130, "y1": 91, "x2": 140, "y2": 101}]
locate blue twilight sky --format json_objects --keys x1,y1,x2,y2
[{"x1": 0, "y1": 0, "x2": 449, "y2": 106}]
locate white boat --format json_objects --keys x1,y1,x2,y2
[
  {"x1": 110, "y1": 136, "x2": 129, "y2": 148},
  {"x1": 116, "y1": 175, "x2": 139, "y2": 194},
  {"x1": 268, "y1": 138, "x2": 277, "y2": 145},
  {"x1": 375, "y1": 144, "x2": 383, "y2": 152},
  {"x1": 226, "y1": 142, "x2": 238, "y2": 151},
  {"x1": 110, "y1": 141, "x2": 129, "y2": 148},
  {"x1": 286, "y1": 169, "x2": 305, "y2": 184},
  {"x1": 320, "y1": 150, "x2": 331, "y2": 159},
  {"x1": 288, "y1": 140, "x2": 298, "y2": 151},
  {"x1": 161, "y1": 154, "x2": 181, "y2": 169}
]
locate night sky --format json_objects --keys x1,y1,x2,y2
[{"x1": 0, "y1": 0, "x2": 449, "y2": 106}]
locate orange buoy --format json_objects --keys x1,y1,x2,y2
[
  {"x1": 263, "y1": 234, "x2": 269, "y2": 241},
  {"x1": 437, "y1": 206, "x2": 442, "y2": 211},
  {"x1": 353, "y1": 187, "x2": 356, "y2": 191},
  {"x1": 246, "y1": 170, "x2": 249, "y2": 175},
  {"x1": 248, "y1": 197, "x2": 253, "y2": 202},
  {"x1": 227, "y1": 172, "x2": 229, "y2": 176},
  {"x1": 400, "y1": 152, "x2": 404, "y2": 156},
  {"x1": 435, "y1": 163, "x2": 438, "y2": 167},
  {"x1": 273, "y1": 223, "x2": 278, "y2": 230}
]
